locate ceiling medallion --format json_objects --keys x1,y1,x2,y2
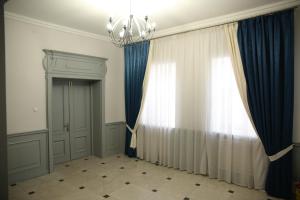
[{"x1": 106, "y1": 0, "x2": 156, "y2": 47}]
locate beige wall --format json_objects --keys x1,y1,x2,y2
[
  {"x1": 5, "y1": 17, "x2": 125, "y2": 134},
  {"x1": 294, "y1": 7, "x2": 300, "y2": 143},
  {"x1": 4, "y1": 8, "x2": 300, "y2": 139}
]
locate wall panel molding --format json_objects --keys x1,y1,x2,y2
[
  {"x1": 104, "y1": 122, "x2": 126, "y2": 157},
  {"x1": 293, "y1": 144, "x2": 300, "y2": 180},
  {"x1": 7, "y1": 130, "x2": 48, "y2": 184}
]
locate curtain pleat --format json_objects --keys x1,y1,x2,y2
[
  {"x1": 237, "y1": 9, "x2": 294, "y2": 199},
  {"x1": 224, "y1": 23, "x2": 255, "y2": 130},
  {"x1": 124, "y1": 41, "x2": 150, "y2": 157},
  {"x1": 137, "y1": 26, "x2": 269, "y2": 189}
]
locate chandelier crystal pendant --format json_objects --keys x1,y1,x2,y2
[{"x1": 106, "y1": 0, "x2": 156, "y2": 47}]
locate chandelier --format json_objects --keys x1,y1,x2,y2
[{"x1": 106, "y1": 0, "x2": 156, "y2": 47}]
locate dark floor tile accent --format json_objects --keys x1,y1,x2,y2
[
  {"x1": 28, "y1": 191, "x2": 35, "y2": 195},
  {"x1": 183, "y1": 197, "x2": 190, "y2": 200},
  {"x1": 82, "y1": 169, "x2": 87, "y2": 172},
  {"x1": 59, "y1": 179, "x2": 64, "y2": 182},
  {"x1": 142, "y1": 172, "x2": 147, "y2": 175},
  {"x1": 84, "y1": 158, "x2": 89, "y2": 160},
  {"x1": 195, "y1": 183, "x2": 200, "y2": 186},
  {"x1": 10, "y1": 183, "x2": 17, "y2": 187},
  {"x1": 228, "y1": 190, "x2": 234, "y2": 193},
  {"x1": 65, "y1": 164, "x2": 70, "y2": 167},
  {"x1": 103, "y1": 194, "x2": 110, "y2": 198},
  {"x1": 120, "y1": 166, "x2": 125, "y2": 169},
  {"x1": 166, "y1": 177, "x2": 172, "y2": 180},
  {"x1": 125, "y1": 182, "x2": 130, "y2": 185},
  {"x1": 79, "y1": 186, "x2": 85, "y2": 190},
  {"x1": 152, "y1": 189, "x2": 158, "y2": 192},
  {"x1": 102, "y1": 175, "x2": 107, "y2": 178}
]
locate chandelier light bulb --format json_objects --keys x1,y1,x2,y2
[
  {"x1": 151, "y1": 22, "x2": 156, "y2": 29},
  {"x1": 119, "y1": 30, "x2": 125, "y2": 38},
  {"x1": 106, "y1": 23, "x2": 113, "y2": 31},
  {"x1": 141, "y1": 30, "x2": 146, "y2": 37}
]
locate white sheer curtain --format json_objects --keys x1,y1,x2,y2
[{"x1": 136, "y1": 26, "x2": 269, "y2": 189}]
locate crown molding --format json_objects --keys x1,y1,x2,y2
[
  {"x1": 153, "y1": 0, "x2": 300, "y2": 39},
  {"x1": 4, "y1": 11, "x2": 110, "y2": 42},
  {"x1": 4, "y1": 0, "x2": 299, "y2": 41}
]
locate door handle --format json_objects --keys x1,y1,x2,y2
[{"x1": 64, "y1": 124, "x2": 69, "y2": 132}]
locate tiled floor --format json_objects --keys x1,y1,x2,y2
[{"x1": 9, "y1": 154, "x2": 281, "y2": 200}]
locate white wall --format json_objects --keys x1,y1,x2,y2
[
  {"x1": 5, "y1": 17, "x2": 125, "y2": 134},
  {"x1": 294, "y1": 7, "x2": 300, "y2": 143}
]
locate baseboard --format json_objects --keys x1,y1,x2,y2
[
  {"x1": 103, "y1": 122, "x2": 126, "y2": 157},
  {"x1": 7, "y1": 130, "x2": 49, "y2": 184}
]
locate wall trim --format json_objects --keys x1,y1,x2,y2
[
  {"x1": 153, "y1": 0, "x2": 300, "y2": 39},
  {"x1": 106, "y1": 121, "x2": 126, "y2": 126},
  {"x1": 7, "y1": 129, "x2": 48, "y2": 138},
  {"x1": 4, "y1": 11, "x2": 110, "y2": 42},
  {"x1": 104, "y1": 122, "x2": 126, "y2": 157},
  {"x1": 294, "y1": 143, "x2": 300, "y2": 147},
  {"x1": 7, "y1": 129, "x2": 48, "y2": 184}
]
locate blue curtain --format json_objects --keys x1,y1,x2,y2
[
  {"x1": 237, "y1": 10, "x2": 294, "y2": 199},
  {"x1": 124, "y1": 41, "x2": 150, "y2": 157}
]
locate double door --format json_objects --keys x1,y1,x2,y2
[{"x1": 52, "y1": 79, "x2": 91, "y2": 164}]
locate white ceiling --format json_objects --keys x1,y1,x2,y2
[{"x1": 5, "y1": 0, "x2": 284, "y2": 36}]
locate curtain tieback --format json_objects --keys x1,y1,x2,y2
[
  {"x1": 268, "y1": 144, "x2": 294, "y2": 162},
  {"x1": 126, "y1": 124, "x2": 137, "y2": 149}
]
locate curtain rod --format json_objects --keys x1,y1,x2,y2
[{"x1": 151, "y1": 6, "x2": 298, "y2": 40}]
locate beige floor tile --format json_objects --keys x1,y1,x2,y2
[
  {"x1": 111, "y1": 184, "x2": 152, "y2": 200},
  {"x1": 9, "y1": 155, "x2": 276, "y2": 200}
]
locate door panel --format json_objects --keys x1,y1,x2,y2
[
  {"x1": 52, "y1": 80, "x2": 71, "y2": 164},
  {"x1": 69, "y1": 80, "x2": 91, "y2": 160}
]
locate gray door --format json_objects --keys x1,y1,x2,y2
[
  {"x1": 52, "y1": 79, "x2": 71, "y2": 164},
  {"x1": 52, "y1": 79, "x2": 91, "y2": 164},
  {"x1": 69, "y1": 80, "x2": 91, "y2": 159}
]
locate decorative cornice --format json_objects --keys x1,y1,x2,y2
[
  {"x1": 4, "y1": 0, "x2": 300, "y2": 41},
  {"x1": 4, "y1": 11, "x2": 110, "y2": 42},
  {"x1": 153, "y1": 0, "x2": 300, "y2": 39}
]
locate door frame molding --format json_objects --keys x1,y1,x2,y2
[
  {"x1": 0, "y1": 0, "x2": 7, "y2": 199},
  {"x1": 43, "y1": 49, "x2": 107, "y2": 172}
]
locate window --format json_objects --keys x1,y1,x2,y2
[
  {"x1": 140, "y1": 57, "x2": 256, "y2": 138},
  {"x1": 141, "y1": 63, "x2": 176, "y2": 128},
  {"x1": 210, "y1": 57, "x2": 256, "y2": 137}
]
